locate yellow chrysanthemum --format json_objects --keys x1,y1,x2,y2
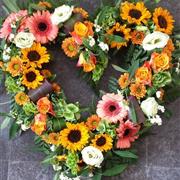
[
  {"x1": 118, "y1": 73, "x2": 130, "y2": 89},
  {"x1": 73, "y1": 7, "x2": 89, "y2": 19},
  {"x1": 22, "y1": 67, "x2": 44, "y2": 89},
  {"x1": 15, "y1": 92, "x2": 30, "y2": 106},
  {"x1": 62, "y1": 37, "x2": 79, "y2": 58},
  {"x1": 43, "y1": 132, "x2": 61, "y2": 146},
  {"x1": 6, "y1": 56, "x2": 22, "y2": 77},
  {"x1": 59, "y1": 122, "x2": 89, "y2": 152},
  {"x1": 130, "y1": 83, "x2": 147, "y2": 99},
  {"x1": 107, "y1": 23, "x2": 131, "y2": 49},
  {"x1": 153, "y1": 7, "x2": 174, "y2": 35},
  {"x1": 21, "y1": 43, "x2": 50, "y2": 68},
  {"x1": 91, "y1": 134, "x2": 113, "y2": 152},
  {"x1": 121, "y1": 1, "x2": 151, "y2": 25}
]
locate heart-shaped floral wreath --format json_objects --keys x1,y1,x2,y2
[{"x1": 0, "y1": 0, "x2": 180, "y2": 179}]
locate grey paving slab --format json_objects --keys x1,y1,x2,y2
[{"x1": 0, "y1": 161, "x2": 8, "y2": 180}]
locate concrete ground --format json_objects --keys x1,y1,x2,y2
[{"x1": 0, "y1": 0, "x2": 180, "y2": 180}]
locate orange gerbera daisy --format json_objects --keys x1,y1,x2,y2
[
  {"x1": 130, "y1": 83, "x2": 147, "y2": 99},
  {"x1": 131, "y1": 30, "x2": 145, "y2": 45},
  {"x1": 118, "y1": 73, "x2": 130, "y2": 89},
  {"x1": 86, "y1": 115, "x2": 101, "y2": 131},
  {"x1": 62, "y1": 37, "x2": 79, "y2": 58},
  {"x1": 15, "y1": 92, "x2": 30, "y2": 106},
  {"x1": 73, "y1": 7, "x2": 89, "y2": 19},
  {"x1": 162, "y1": 39, "x2": 175, "y2": 58},
  {"x1": 6, "y1": 56, "x2": 22, "y2": 77}
]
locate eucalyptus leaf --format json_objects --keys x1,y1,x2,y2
[
  {"x1": 112, "y1": 64, "x2": 128, "y2": 73},
  {"x1": 0, "y1": 116, "x2": 12, "y2": 130}
]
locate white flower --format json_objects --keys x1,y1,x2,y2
[
  {"x1": 9, "y1": 33, "x2": 15, "y2": 42},
  {"x1": 136, "y1": 25, "x2": 149, "y2": 32},
  {"x1": 89, "y1": 36, "x2": 95, "y2": 47},
  {"x1": 142, "y1": 31, "x2": 169, "y2": 51},
  {"x1": 50, "y1": 145, "x2": 56, "y2": 152},
  {"x1": 2, "y1": 54, "x2": 10, "y2": 62},
  {"x1": 141, "y1": 97, "x2": 159, "y2": 117},
  {"x1": 2, "y1": 46, "x2": 11, "y2": 62},
  {"x1": 98, "y1": 42, "x2": 109, "y2": 51},
  {"x1": 14, "y1": 32, "x2": 35, "y2": 49},
  {"x1": 59, "y1": 173, "x2": 80, "y2": 180},
  {"x1": 158, "y1": 105, "x2": 165, "y2": 113},
  {"x1": 149, "y1": 115, "x2": 162, "y2": 126},
  {"x1": 21, "y1": 124, "x2": 30, "y2": 131},
  {"x1": 156, "y1": 91, "x2": 161, "y2": 99},
  {"x1": 51, "y1": 5, "x2": 73, "y2": 25},
  {"x1": 81, "y1": 146, "x2": 104, "y2": 168},
  {"x1": 53, "y1": 164, "x2": 62, "y2": 171},
  {"x1": 16, "y1": 120, "x2": 23, "y2": 125}
]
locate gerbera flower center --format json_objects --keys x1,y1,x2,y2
[
  {"x1": 96, "y1": 136, "x2": 106, "y2": 146},
  {"x1": 27, "y1": 51, "x2": 41, "y2": 62},
  {"x1": 38, "y1": 22, "x2": 48, "y2": 32},
  {"x1": 13, "y1": 64, "x2": 20, "y2": 70},
  {"x1": 109, "y1": 105, "x2": 117, "y2": 112},
  {"x1": 26, "y1": 71, "x2": 37, "y2": 82},
  {"x1": 129, "y1": 9, "x2": 142, "y2": 19},
  {"x1": 68, "y1": 130, "x2": 81, "y2": 143},
  {"x1": 124, "y1": 129, "x2": 130, "y2": 136},
  {"x1": 158, "y1": 15, "x2": 167, "y2": 28}
]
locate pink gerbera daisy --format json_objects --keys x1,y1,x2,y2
[
  {"x1": 0, "y1": 10, "x2": 28, "y2": 39},
  {"x1": 116, "y1": 120, "x2": 140, "y2": 149},
  {"x1": 96, "y1": 93, "x2": 128, "y2": 123},
  {"x1": 27, "y1": 11, "x2": 58, "y2": 44}
]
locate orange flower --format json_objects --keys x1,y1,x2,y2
[
  {"x1": 135, "y1": 63, "x2": 152, "y2": 85},
  {"x1": 15, "y1": 92, "x2": 30, "y2": 106},
  {"x1": 52, "y1": 83, "x2": 61, "y2": 94},
  {"x1": 77, "y1": 52, "x2": 96, "y2": 72},
  {"x1": 151, "y1": 52, "x2": 170, "y2": 73},
  {"x1": 37, "y1": 97, "x2": 55, "y2": 116},
  {"x1": 73, "y1": 7, "x2": 89, "y2": 19},
  {"x1": 38, "y1": 1, "x2": 52, "y2": 8},
  {"x1": 131, "y1": 30, "x2": 145, "y2": 45},
  {"x1": 47, "y1": 132, "x2": 61, "y2": 145},
  {"x1": 118, "y1": 73, "x2": 130, "y2": 89},
  {"x1": 130, "y1": 83, "x2": 147, "y2": 99},
  {"x1": 0, "y1": 61, "x2": 3, "y2": 69},
  {"x1": 162, "y1": 39, "x2": 175, "y2": 57},
  {"x1": 62, "y1": 37, "x2": 79, "y2": 58},
  {"x1": 86, "y1": 115, "x2": 101, "y2": 131},
  {"x1": 31, "y1": 113, "x2": 47, "y2": 135},
  {"x1": 41, "y1": 69, "x2": 52, "y2": 78}
]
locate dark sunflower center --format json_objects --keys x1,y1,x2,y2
[
  {"x1": 96, "y1": 136, "x2": 106, "y2": 146},
  {"x1": 27, "y1": 51, "x2": 41, "y2": 62},
  {"x1": 114, "y1": 31, "x2": 125, "y2": 38},
  {"x1": 68, "y1": 130, "x2": 81, "y2": 143},
  {"x1": 158, "y1": 15, "x2": 167, "y2": 28},
  {"x1": 26, "y1": 71, "x2": 37, "y2": 82},
  {"x1": 124, "y1": 129, "x2": 130, "y2": 136},
  {"x1": 38, "y1": 22, "x2": 48, "y2": 32},
  {"x1": 109, "y1": 105, "x2": 117, "y2": 112},
  {"x1": 129, "y1": 9, "x2": 142, "y2": 19}
]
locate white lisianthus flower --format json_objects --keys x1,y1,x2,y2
[
  {"x1": 2, "y1": 46, "x2": 11, "y2": 62},
  {"x1": 98, "y1": 42, "x2": 109, "y2": 51},
  {"x1": 89, "y1": 36, "x2": 96, "y2": 47},
  {"x1": 81, "y1": 146, "x2": 104, "y2": 168},
  {"x1": 141, "y1": 97, "x2": 159, "y2": 117},
  {"x1": 14, "y1": 32, "x2": 35, "y2": 49},
  {"x1": 59, "y1": 173, "x2": 80, "y2": 180},
  {"x1": 142, "y1": 31, "x2": 169, "y2": 51},
  {"x1": 51, "y1": 5, "x2": 74, "y2": 25},
  {"x1": 149, "y1": 115, "x2": 162, "y2": 126}
]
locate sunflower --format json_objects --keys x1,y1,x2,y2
[
  {"x1": 62, "y1": 37, "x2": 79, "y2": 58},
  {"x1": 15, "y1": 92, "x2": 30, "y2": 106},
  {"x1": 86, "y1": 115, "x2": 101, "y2": 131},
  {"x1": 131, "y1": 30, "x2": 145, "y2": 45},
  {"x1": 153, "y1": 7, "x2": 174, "y2": 35},
  {"x1": 91, "y1": 134, "x2": 113, "y2": 152},
  {"x1": 22, "y1": 67, "x2": 44, "y2": 89},
  {"x1": 6, "y1": 56, "x2": 22, "y2": 77},
  {"x1": 121, "y1": 1, "x2": 151, "y2": 25},
  {"x1": 21, "y1": 43, "x2": 50, "y2": 68},
  {"x1": 73, "y1": 7, "x2": 89, "y2": 19},
  {"x1": 118, "y1": 73, "x2": 130, "y2": 89},
  {"x1": 107, "y1": 23, "x2": 131, "y2": 49},
  {"x1": 59, "y1": 123, "x2": 89, "y2": 152},
  {"x1": 130, "y1": 83, "x2": 147, "y2": 99}
]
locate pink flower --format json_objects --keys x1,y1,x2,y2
[
  {"x1": 26, "y1": 11, "x2": 58, "y2": 44},
  {"x1": 0, "y1": 10, "x2": 28, "y2": 39},
  {"x1": 96, "y1": 93, "x2": 128, "y2": 123},
  {"x1": 116, "y1": 120, "x2": 140, "y2": 149}
]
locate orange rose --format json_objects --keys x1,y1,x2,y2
[
  {"x1": 135, "y1": 63, "x2": 152, "y2": 85},
  {"x1": 74, "y1": 22, "x2": 89, "y2": 37},
  {"x1": 37, "y1": 97, "x2": 55, "y2": 116},
  {"x1": 151, "y1": 52, "x2": 170, "y2": 73},
  {"x1": 31, "y1": 113, "x2": 47, "y2": 135}
]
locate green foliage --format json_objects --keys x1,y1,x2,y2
[
  {"x1": 108, "y1": 76, "x2": 119, "y2": 93},
  {"x1": 113, "y1": 150, "x2": 138, "y2": 159},
  {"x1": 23, "y1": 102, "x2": 38, "y2": 116},
  {"x1": 9, "y1": 120, "x2": 21, "y2": 139},
  {"x1": 129, "y1": 101, "x2": 137, "y2": 123}
]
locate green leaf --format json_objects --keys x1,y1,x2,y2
[
  {"x1": 103, "y1": 164, "x2": 128, "y2": 176},
  {"x1": 93, "y1": 172, "x2": 102, "y2": 180},
  {"x1": 0, "y1": 116, "x2": 12, "y2": 130},
  {"x1": 52, "y1": 118, "x2": 66, "y2": 132},
  {"x1": 112, "y1": 64, "x2": 128, "y2": 73},
  {"x1": 106, "y1": 34, "x2": 125, "y2": 43},
  {"x1": 129, "y1": 101, "x2": 137, "y2": 123},
  {"x1": 9, "y1": 121, "x2": 21, "y2": 139},
  {"x1": 53, "y1": 171, "x2": 61, "y2": 180},
  {"x1": 128, "y1": 60, "x2": 139, "y2": 79},
  {"x1": 41, "y1": 156, "x2": 55, "y2": 165},
  {"x1": 113, "y1": 150, "x2": 138, "y2": 159}
]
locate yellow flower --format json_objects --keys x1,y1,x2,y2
[
  {"x1": 73, "y1": 7, "x2": 89, "y2": 19},
  {"x1": 131, "y1": 30, "x2": 145, "y2": 45},
  {"x1": 118, "y1": 73, "x2": 130, "y2": 89},
  {"x1": 62, "y1": 37, "x2": 79, "y2": 58},
  {"x1": 121, "y1": 1, "x2": 151, "y2": 25},
  {"x1": 47, "y1": 133, "x2": 61, "y2": 145},
  {"x1": 153, "y1": 7, "x2": 174, "y2": 35},
  {"x1": 6, "y1": 56, "x2": 22, "y2": 77},
  {"x1": 15, "y1": 92, "x2": 30, "y2": 106},
  {"x1": 86, "y1": 115, "x2": 101, "y2": 131},
  {"x1": 56, "y1": 155, "x2": 67, "y2": 161},
  {"x1": 74, "y1": 22, "x2": 89, "y2": 37},
  {"x1": 107, "y1": 23, "x2": 131, "y2": 49},
  {"x1": 59, "y1": 123, "x2": 89, "y2": 152},
  {"x1": 130, "y1": 83, "x2": 147, "y2": 99},
  {"x1": 22, "y1": 67, "x2": 44, "y2": 89},
  {"x1": 91, "y1": 134, "x2": 113, "y2": 152},
  {"x1": 21, "y1": 43, "x2": 50, "y2": 68},
  {"x1": 38, "y1": 1, "x2": 52, "y2": 8}
]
